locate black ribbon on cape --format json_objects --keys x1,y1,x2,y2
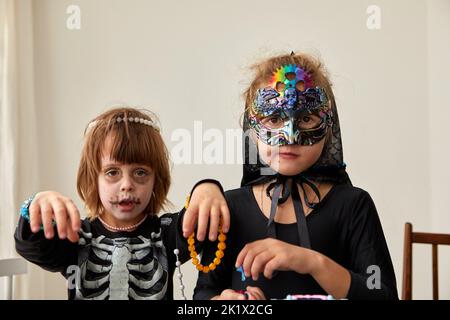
[{"x1": 265, "y1": 174, "x2": 320, "y2": 249}]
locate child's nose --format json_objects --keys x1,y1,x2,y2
[{"x1": 120, "y1": 176, "x2": 135, "y2": 192}]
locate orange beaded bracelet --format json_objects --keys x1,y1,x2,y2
[
  {"x1": 184, "y1": 194, "x2": 227, "y2": 273},
  {"x1": 188, "y1": 230, "x2": 226, "y2": 273}
]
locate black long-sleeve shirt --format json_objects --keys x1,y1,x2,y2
[
  {"x1": 15, "y1": 212, "x2": 189, "y2": 300},
  {"x1": 194, "y1": 184, "x2": 398, "y2": 300}
]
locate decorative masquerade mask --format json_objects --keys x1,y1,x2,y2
[{"x1": 248, "y1": 64, "x2": 333, "y2": 146}]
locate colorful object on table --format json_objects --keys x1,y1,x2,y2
[
  {"x1": 283, "y1": 294, "x2": 335, "y2": 300},
  {"x1": 235, "y1": 266, "x2": 248, "y2": 299},
  {"x1": 248, "y1": 64, "x2": 333, "y2": 146},
  {"x1": 236, "y1": 266, "x2": 246, "y2": 282},
  {"x1": 237, "y1": 290, "x2": 249, "y2": 300}
]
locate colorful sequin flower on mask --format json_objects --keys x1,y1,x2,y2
[{"x1": 249, "y1": 64, "x2": 333, "y2": 146}]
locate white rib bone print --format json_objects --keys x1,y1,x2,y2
[{"x1": 74, "y1": 228, "x2": 168, "y2": 300}]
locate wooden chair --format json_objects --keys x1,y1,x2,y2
[
  {"x1": 402, "y1": 222, "x2": 450, "y2": 300},
  {"x1": 0, "y1": 258, "x2": 28, "y2": 300}
]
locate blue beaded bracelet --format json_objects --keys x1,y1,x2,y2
[
  {"x1": 20, "y1": 195, "x2": 35, "y2": 222},
  {"x1": 20, "y1": 194, "x2": 51, "y2": 231}
]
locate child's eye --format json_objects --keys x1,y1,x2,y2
[
  {"x1": 105, "y1": 169, "x2": 119, "y2": 177},
  {"x1": 269, "y1": 117, "x2": 280, "y2": 123},
  {"x1": 297, "y1": 114, "x2": 321, "y2": 129},
  {"x1": 134, "y1": 169, "x2": 149, "y2": 178},
  {"x1": 261, "y1": 116, "x2": 284, "y2": 129}
]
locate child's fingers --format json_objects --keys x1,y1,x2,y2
[
  {"x1": 196, "y1": 203, "x2": 210, "y2": 242},
  {"x1": 238, "y1": 241, "x2": 267, "y2": 277},
  {"x1": 246, "y1": 286, "x2": 266, "y2": 300},
  {"x1": 235, "y1": 241, "x2": 261, "y2": 268},
  {"x1": 220, "y1": 289, "x2": 245, "y2": 300},
  {"x1": 182, "y1": 204, "x2": 198, "y2": 238},
  {"x1": 64, "y1": 199, "x2": 81, "y2": 232},
  {"x1": 29, "y1": 199, "x2": 42, "y2": 233},
  {"x1": 246, "y1": 290, "x2": 258, "y2": 300},
  {"x1": 40, "y1": 202, "x2": 55, "y2": 239},
  {"x1": 220, "y1": 204, "x2": 230, "y2": 234},
  {"x1": 250, "y1": 251, "x2": 271, "y2": 281},
  {"x1": 208, "y1": 206, "x2": 220, "y2": 241},
  {"x1": 235, "y1": 244, "x2": 249, "y2": 268},
  {"x1": 263, "y1": 258, "x2": 280, "y2": 279},
  {"x1": 66, "y1": 222, "x2": 79, "y2": 243},
  {"x1": 241, "y1": 247, "x2": 257, "y2": 278},
  {"x1": 52, "y1": 199, "x2": 68, "y2": 239}
]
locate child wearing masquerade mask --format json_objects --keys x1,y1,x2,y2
[
  {"x1": 15, "y1": 107, "x2": 230, "y2": 300},
  {"x1": 194, "y1": 53, "x2": 398, "y2": 300}
]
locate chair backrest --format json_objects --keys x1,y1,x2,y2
[
  {"x1": 402, "y1": 222, "x2": 450, "y2": 300},
  {"x1": 0, "y1": 258, "x2": 28, "y2": 300}
]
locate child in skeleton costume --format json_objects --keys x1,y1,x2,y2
[
  {"x1": 15, "y1": 107, "x2": 230, "y2": 300},
  {"x1": 194, "y1": 53, "x2": 398, "y2": 300}
]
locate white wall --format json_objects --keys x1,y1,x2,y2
[{"x1": 12, "y1": 0, "x2": 450, "y2": 299}]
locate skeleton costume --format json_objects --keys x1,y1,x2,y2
[
  {"x1": 15, "y1": 210, "x2": 192, "y2": 300},
  {"x1": 194, "y1": 64, "x2": 398, "y2": 300}
]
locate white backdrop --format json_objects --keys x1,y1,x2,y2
[
  {"x1": 4, "y1": 0, "x2": 449, "y2": 299},
  {"x1": 0, "y1": 0, "x2": 40, "y2": 299}
]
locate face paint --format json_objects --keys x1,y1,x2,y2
[{"x1": 249, "y1": 64, "x2": 333, "y2": 146}]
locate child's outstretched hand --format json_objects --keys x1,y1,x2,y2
[
  {"x1": 235, "y1": 238, "x2": 317, "y2": 280},
  {"x1": 182, "y1": 182, "x2": 230, "y2": 242},
  {"x1": 28, "y1": 191, "x2": 81, "y2": 242}
]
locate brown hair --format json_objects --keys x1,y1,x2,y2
[
  {"x1": 243, "y1": 52, "x2": 335, "y2": 119},
  {"x1": 77, "y1": 107, "x2": 171, "y2": 219}
]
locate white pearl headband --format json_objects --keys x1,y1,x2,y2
[
  {"x1": 116, "y1": 116, "x2": 160, "y2": 132},
  {"x1": 87, "y1": 116, "x2": 160, "y2": 132}
]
